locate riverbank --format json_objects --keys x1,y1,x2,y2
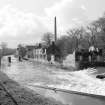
[{"x1": 0, "y1": 71, "x2": 64, "y2": 105}]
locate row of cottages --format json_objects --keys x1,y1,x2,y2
[
  {"x1": 25, "y1": 44, "x2": 47, "y2": 61},
  {"x1": 25, "y1": 42, "x2": 62, "y2": 63}
]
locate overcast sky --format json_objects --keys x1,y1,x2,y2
[{"x1": 0, "y1": 0, "x2": 105, "y2": 48}]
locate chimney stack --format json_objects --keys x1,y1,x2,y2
[{"x1": 54, "y1": 16, "x2": 57, "y2": 42}]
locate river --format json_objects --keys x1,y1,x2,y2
[{"x1": 1, "y1": 56, "x2": 105, "y2": 105}]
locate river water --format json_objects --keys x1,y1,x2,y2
[
  {"x1": 28, "y1": 86, "x2": 105, "y2": 105},
  {"x1": 1, "y1": 56, "x2": 105, "y2": 105}
]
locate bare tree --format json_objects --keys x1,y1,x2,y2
[
  {"x1": 67, "y1": 27, "x2": 85, "y2": 49},
  {"x1": 0, "y1": 42, "x2": 8, "y2": 56},
  {"x1": 86, "y1": 23, "x2": 101, "y2": 47},
  {"x1": 42, "y1": 32, "x2": 54, "y2": 46},
  {"x1": 18, "y1": 44, "x2": 26, "y2": 58},
  {"x1": 91, "y1": 15, "x2": 105, "y2": 45},
  {"x1": 1, "y1": 42, "x2": 7, "y2": 49},
  {"x1": 0, "y1": 42, "x2": 8, "y2": 65}
]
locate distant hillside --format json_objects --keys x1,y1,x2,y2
[{"x1": 0, "y1": 48, "x2": 16, "y2": 56}]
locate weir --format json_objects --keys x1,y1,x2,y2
[{"x1": 28, "y1": 84, "x2": 105, "y2": 105}]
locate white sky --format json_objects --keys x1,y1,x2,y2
[{"x1": 0, "y1": 0, "x2": 105, "y2": 48}]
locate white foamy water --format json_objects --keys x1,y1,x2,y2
[
  {"x1": 47, "y1": 68, "x2": 105, "y2": 96},
  {"x1": 63, "y1": 52, "x2": 76, "y2": 68}
]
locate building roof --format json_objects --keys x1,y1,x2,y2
[
  {"x1": 25, "y1": 44, "x2": 47, "y2": 50},
  {"x1": 26, "y1": 45, "x2": 37, "y2": 50}
]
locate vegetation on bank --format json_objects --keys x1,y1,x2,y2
[{"x1": 42, "y1": 12, "x2": 105, "y2": 59}]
